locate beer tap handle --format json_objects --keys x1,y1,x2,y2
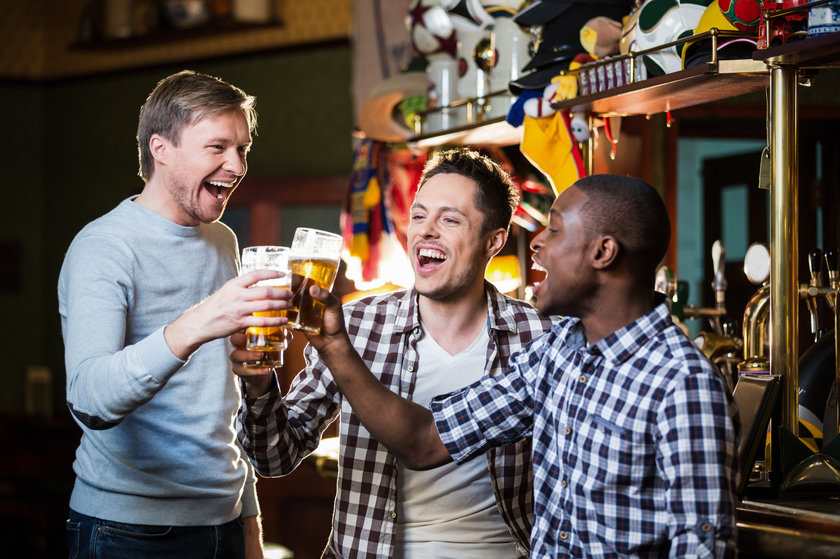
[
  {"x1": 808, "y1": 249, "x2": 823, "y2": 286},
  {"x1": 802, "y1": 249, "x2": 823, "y2": 340},
  {"x1": 826, "y1": 249, "x2": 839, "y2": 285},
  {"x1": 723, "y1": 321, "x2": 738, "y2": 338},
  {"x1": 711, "y1": 240, "x2": 726, "y2": 307}
]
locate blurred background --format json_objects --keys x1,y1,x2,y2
[{"x1": 1, "y1": 1, "x2": 839, "y2": 557}]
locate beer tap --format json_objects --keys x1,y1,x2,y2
[
  {"x1": 711, "y1": 239, "x2": 727, "y2": 311},
  {"x1": 739, "y1": 283, "x2": 771, "y2": 376},
  {"x1": 826, "y1": 249, "x2": 839, "y2": 311},
  {"x1": 799, "y1": 249, "x2": 826, "y2": 343},
  {"x1": 683, "y1": 240, "x2": 727, "y2": 335},
  {"x1": 711, "y1": 240, "x2": 727, "y2": 335},
  {"x1": 738, "y1": 243, "x2": 771, "y2": 376},
  {"x1": 824, "y1": 249, "x2": 840, "y2": 441},
  {"x1": 794, "y1": 248, "x2": 840, "y2": 441},
  {"x1": 693, "y1": 319, "x2": 742, "y2": 387}
]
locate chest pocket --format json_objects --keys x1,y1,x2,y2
[{"x1": 582, "y1": 413, "x2": 656, "y2": 490}]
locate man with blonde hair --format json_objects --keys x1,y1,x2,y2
[{"x1": 60, "y1": 70, "x2": 285, "y2": 559}]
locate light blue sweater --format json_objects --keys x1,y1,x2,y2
[{"x1": 58, "y1": 197, "x2": 258, "y2": 526}]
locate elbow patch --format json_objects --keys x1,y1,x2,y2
[{"x1": 67, "y1": 402, "x2": 121, "y2": 430}]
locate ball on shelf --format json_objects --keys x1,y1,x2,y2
[
  {"x1": 407, "y1": 0, "x2": 458, "y2": 58},
  {"x1": 718, "y1": 0, "x2": 761, "y2": 32}
]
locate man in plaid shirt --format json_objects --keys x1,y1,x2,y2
[
  {"x1": 234, "y1": 149, "x2": 555, "y2": 558},
  {"x1": 301, "y1": 174, "x2": 740, "y2": 558}
]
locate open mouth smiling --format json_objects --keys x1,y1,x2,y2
[
  {"x1": 531, "y1": 260, "x2": 547, "y2": 284},
  {"x1": 205, "y1": 179, "x2": 236, "y2": 201},
  {"x1": 417, "y1": 247, "x2": 447, "y2": 271}
]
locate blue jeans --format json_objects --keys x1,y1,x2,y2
[{"x1": 66, "y1": 510, "x2": 245, "y2": 559}]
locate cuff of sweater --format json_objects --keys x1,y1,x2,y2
[{"x1": 142, "y1": 325, "x2": 188, "y2": 383}]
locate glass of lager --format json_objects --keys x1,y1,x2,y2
[
  {"x1": 240, "y1": 245, "x2": 291, "y2": 368},
  {"x1": 287, "y1": 228, "x2": 343, "y2": 334}
]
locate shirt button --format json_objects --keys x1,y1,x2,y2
[
  {"x1": 561, "y1": 479, "x2": 567, "y2": 488},
  {"x1": 564, "y1": 427, "x2": 572, "y2": 436},
  {"x1": 579, "y1": 374, "x2": 586, "y2": 383},
  {"x1": 391, "y1": 511, "x2": 397, "y2": 519},
  {"x1": 701, "y1": 523, "x2": 712, "y2": 532},
  {"x1": 407, "y1": 366, "x2": 414, "y2": 372},
  {"x1": 559, "y1": 531, "x2": 568, "y2": 540}
]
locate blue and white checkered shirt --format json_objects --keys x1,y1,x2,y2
[{"x1": 431, "y1": 297, "x2": 739, "y2": 558}]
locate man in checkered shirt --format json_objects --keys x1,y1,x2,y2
[
  {"x1": 301, "y1": 174, "x2": 740, "y2": 558},
  {"x1": 233, "y1": 149, "x2": 555, "y2": 558}
]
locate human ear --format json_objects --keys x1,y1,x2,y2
[
  {"x1": 592, "y1": 236, "x2": 619, "y2": 269},
  {"x1": 486, "y1": 228, "x2": 507, "y2": 259},
  {"x1": 149, "y1": 134, "x2": 167, "y2": 165}
]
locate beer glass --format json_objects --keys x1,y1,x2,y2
[
  {"x1": 287, "y1": 228, "x2": 344, "y2": 334},
  {"x1": 240, "y1": 245, "x2": 291, "y2": 368}
]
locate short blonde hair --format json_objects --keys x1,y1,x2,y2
[{"x1": 136, "y1": 70, "x2": 256, "y2": 181}]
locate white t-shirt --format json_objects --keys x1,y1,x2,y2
[{"x1": 394, "y1": 324, "x2": 518, "y2": 559}]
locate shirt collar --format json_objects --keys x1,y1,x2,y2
[
  {"x1": 485, "y1": 281, "x2": 524, "y2": 334},
  {"x1": 578, "y1": 293, "x2": 672, "y2": 363},
  {"x1": 394, "y1": 282, "x2": 521, "y2": 334}
]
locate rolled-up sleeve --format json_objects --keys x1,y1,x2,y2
[
  {"x1": 431, "y1": 340, "x2": 541, "y2": 464},
  {"x1": 657, "y1": 369, "x2": 739, "y2": 559}
]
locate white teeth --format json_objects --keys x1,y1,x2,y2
[
  {"x1": 531, "y1": 262, "x2": 546, "y2": 272},
  {"x1": 208, "y1": 180, "x2": 233, "y2": 200},
  {"x1": 419, "y1": 248, "x2": 446, "y2": 260},
  {"x1": 207, "y1": 180, "x2": 235, "y2": 188}
]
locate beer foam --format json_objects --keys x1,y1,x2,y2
[{"x1": 290, "y1": 254, "x2": 340, "y2": 262}]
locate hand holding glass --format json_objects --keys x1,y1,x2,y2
[
  {"x1": 287, "y1": 228, "x2": 344, "y2": 334},
  {"x1": 240, "y1": 245, "x2": 291, "y2": 368}
]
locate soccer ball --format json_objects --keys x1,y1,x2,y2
[
  {"x1": 718, "y1": 0, "x2": 761, "y2": 32},
  {"x1": 442, "y1": 0, "x2": 493, "y2": 31},
  {"x1": 636, "y1": 0, "x2": 708, "y2": 76},
  {"x1": 407, "y1": 0, "x2": 458, "y2": 58}
]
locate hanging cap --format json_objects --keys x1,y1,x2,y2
[
  {"x1": 510, "y1": 60, "x2": 572, "y2": 94},
  {"x1": 518, "y1": 0, "x2": 635, "y2": 73},
  {"x1": 358, "y1": 72, "x2": 429, "y2": 142}
]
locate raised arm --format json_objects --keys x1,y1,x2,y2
[
  {"x1": 304, "y1": 286, "x2": 452, "y2": 470},
  {"x1": 164, "y1": 269, "x2": 290, "y2": 359},
  {"x1": 60, "y1": 231, "x2": 288, "y2": 430},
  {"x1": 232, "y1": 330, "x2": 341, "y2": 476}
]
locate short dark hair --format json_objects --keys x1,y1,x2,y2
[
  {"x1": 575, "y1": 174, "x2": 671, "y2": 282},
  {"x1": 417, "y1": 149, "x2": 519, "y2": 235},
  {"x1": 136, "y1": 70, "x2": 257, "y2": 181}
]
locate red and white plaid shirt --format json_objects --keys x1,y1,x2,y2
[{"x1": 238, "y1": 284, "x2": 555, "y2": 558}]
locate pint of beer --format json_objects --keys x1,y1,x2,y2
[
  {"x1": 287, "y1": 228, "x2": 344, "y2": 334},
  {"x1": 240, "y1": 245, "x2": 291, "y2": 368}
]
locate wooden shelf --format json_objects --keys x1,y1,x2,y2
[
  {"x1": 409, "y1": 58, "x2": 769, "y2": 146},
  {"x1": 554, "y1": 59, "x2": 769, "y2": 117},
  {"x1": 753, "y1": 31, "x2": 840, "y2": 67},
  {"x1": 408, "y1": 116, "x2": 522, "y2": 149},
  {"x1": 406, "y1": 32, "x2": 840, "y2": 147}
]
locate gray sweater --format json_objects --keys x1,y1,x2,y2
[{"x1": 58, "y1": 197, "x2": 258, "y2": 526}]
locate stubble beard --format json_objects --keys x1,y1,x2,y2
[
  {"x1": 416, "y1": 260, "x2": 482, "y2": 304},
  {"x1": 171, "y1": 174, "x2": 224, "y2": 225}
]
